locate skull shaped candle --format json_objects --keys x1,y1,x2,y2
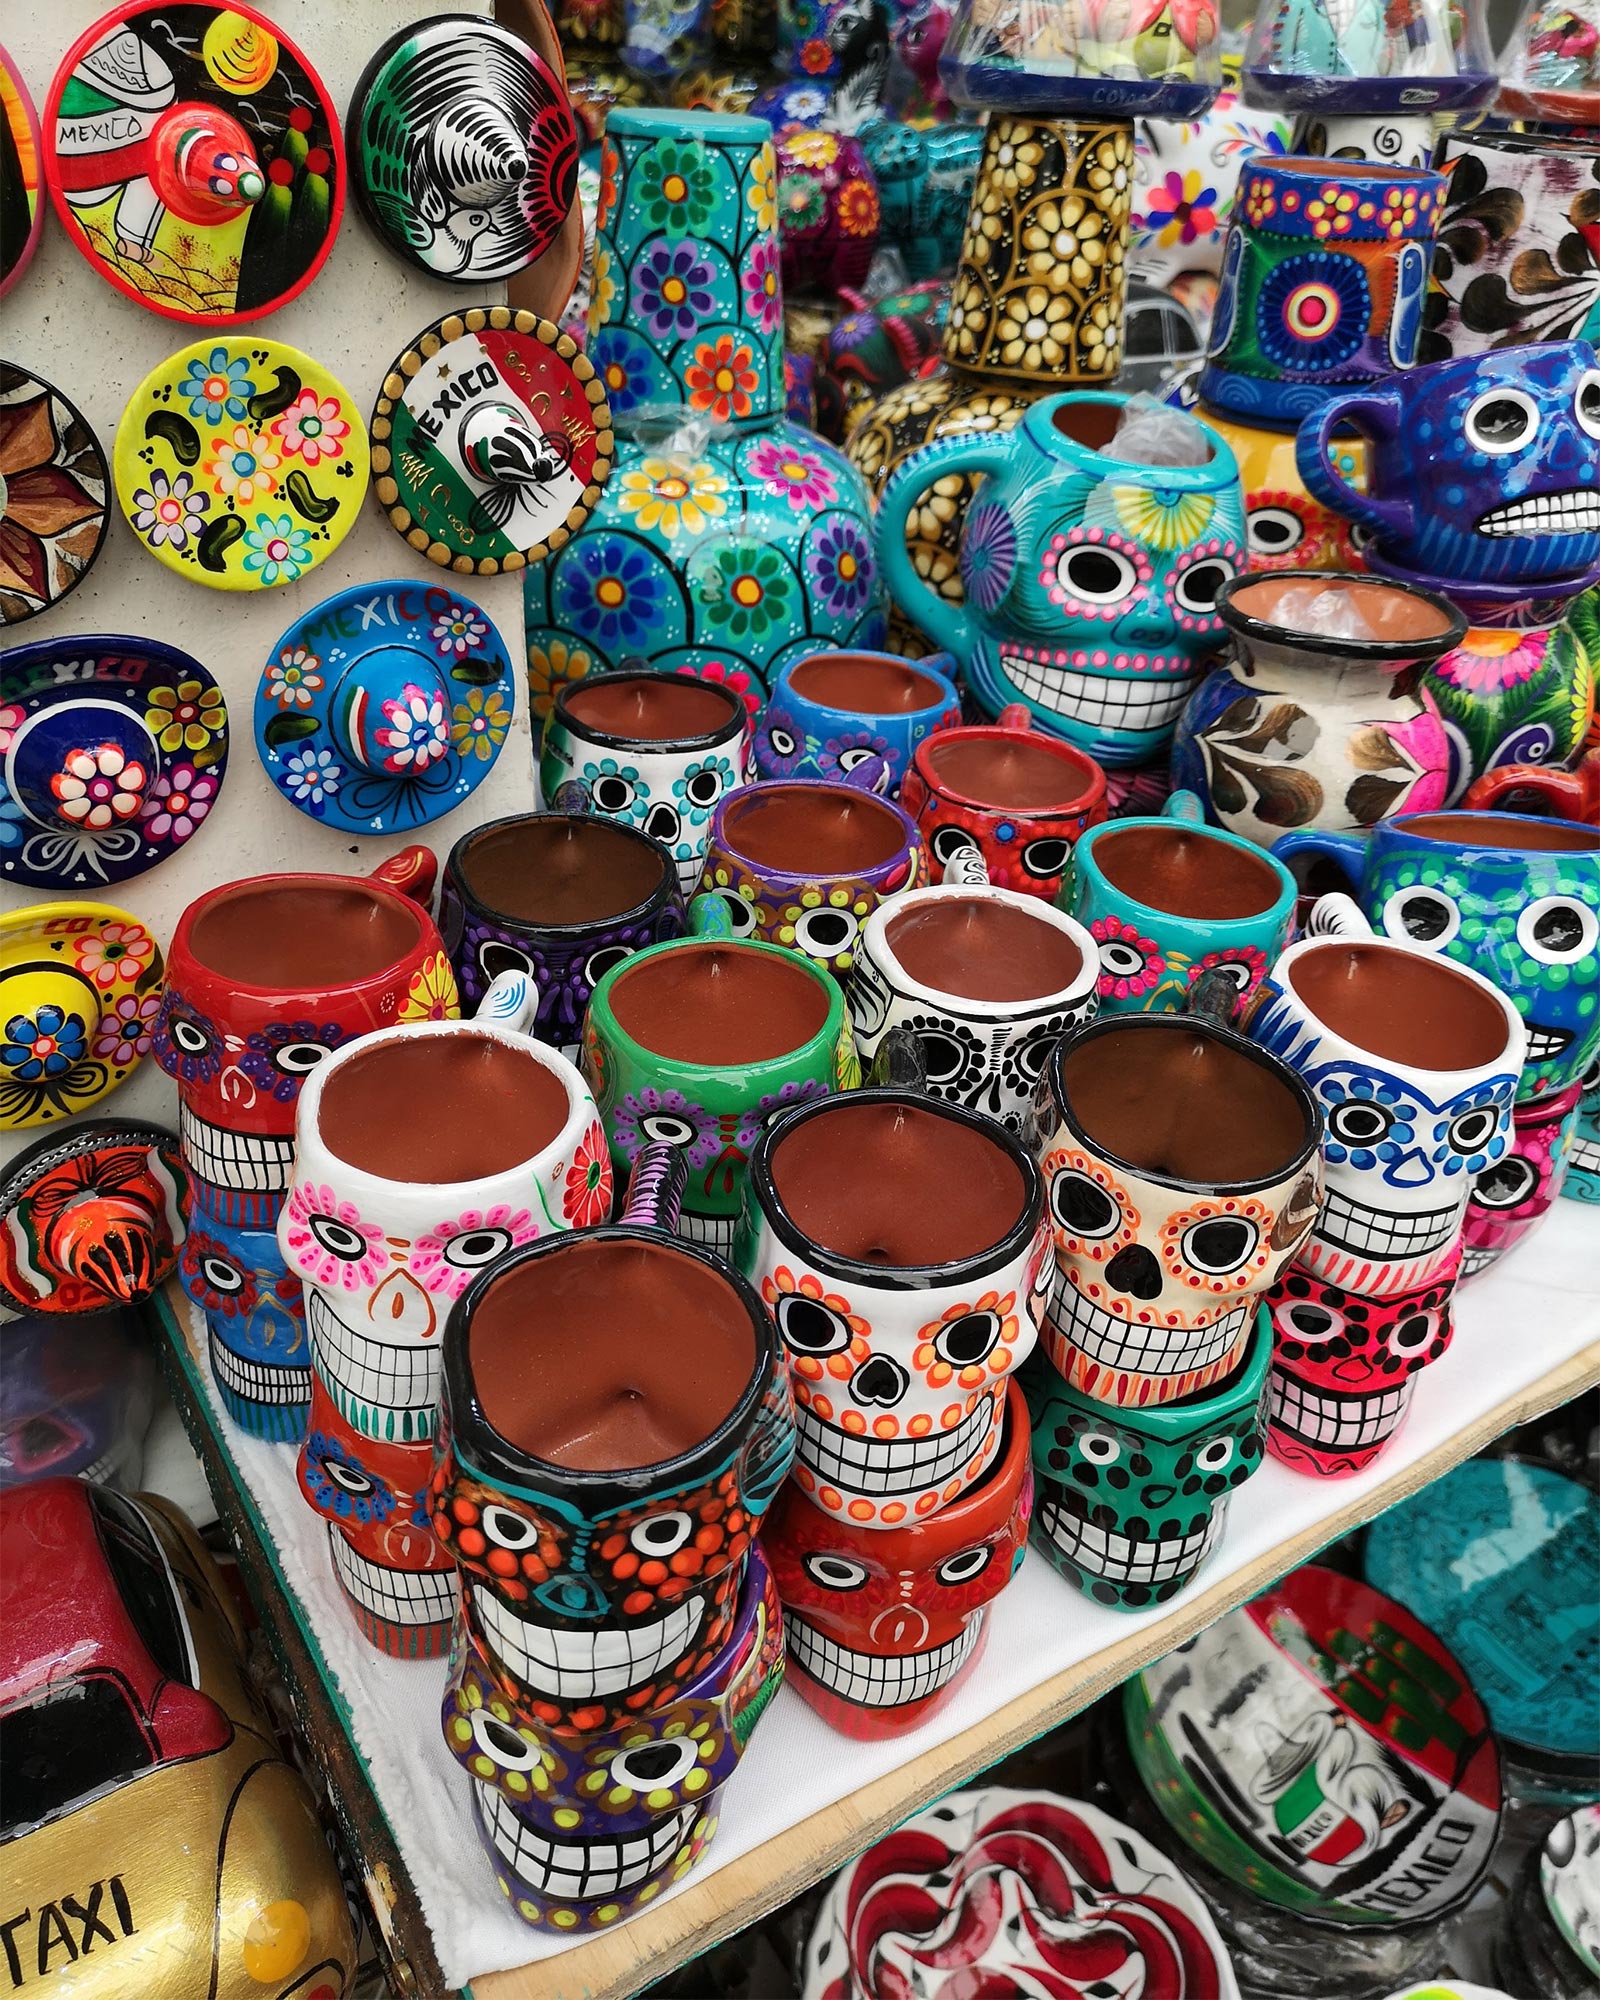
[
  {"x1": 1459, "y1": 1082, "x2": 1582, "y2": 1279},
  {"x1": 282, "y1": 994, "x2": 611, "y2": 1657},
  {"x1": 768, "y1": 1378, "x2": 1031, "y2": 1737},
  {"x1": 157, "y1": 856, "x2": 454, "y2": 1441},
  {"x1": 1034, "y1": 1008, "x2": 1322, "y2": 1408},
  {"x1": 739, "y1": 1088, "x2": 1048, "y2": 1527}
]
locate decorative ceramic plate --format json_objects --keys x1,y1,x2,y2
[
  {"x1": 370, "y1": 307, "x2": 612, "y2": 574},
  {"x1": 0, "y1": 41, "x2": 44, "y2": 298},
  {"x1": 255, "y1": 579, "x2": 516, "y2": 834},
  {"x1": 2, "y1": 635, "x2": 228, "y2": 888},
  {"x1": 0, "y1": 364, "x2": 110, "y2": 625},
  {"x1": 114, "y1": 336, "x2": 368, "y2": 591},
  {"x1": 43, "y1": 0, "x2": 343, "y2": 325}
]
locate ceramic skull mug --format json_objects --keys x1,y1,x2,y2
[
  {"x1": 280, "y1": 980, "x2": 613, "y2": 1657},
  {"x1": 767, "y1": 1379, "x2": 1032, "y2": 1738},
  {"x1": 1033, "y1": 1005, "x2": 1323, "y2": 1410},
  {"x1": 738, "y1": 1087, "x2": 1050, "y2": 1528},
  {"x1": 1460, "y1": 1082, "x2": 1582, "y2": 1278}
]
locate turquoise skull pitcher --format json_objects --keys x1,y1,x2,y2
[{"x1": 875, "y1": 394, "x2": 1247, "y2": 768}]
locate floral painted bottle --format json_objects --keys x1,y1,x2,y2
[{"x1": 524, "y1": 107, "x2": 886, "y2": 725}]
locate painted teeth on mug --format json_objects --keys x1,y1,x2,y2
[
  {"x1": 308, "y1": 1289, "x2": 440, "y2": 1438},
  {"x1": 795, "y1": 1394, "x2": 995, "y2": 1495},
  {"x1": 1459, "y1": 1244, "x2": 1497, "y2": 1277},
  {"x1": 1047, "y1": 1269, "x2": 1248, "y2": 1375},
  {"x1": 997, "y1": 653, "x2": 1193, "y2": 726},
  {"x1": 1270, "y1": 1374, "x2": 1412, "y2": 1450},
  {"x1": 1524, "y1": 1024, "x2": 1574, "y2": 1062},
  {"x1": 675, "y1": 1210, "x2": 740, "y2": 1257},
  {"x1": 1476, "y1": 491, "x2": 1600, "y2": 537},
  {"x1": 77, "y1": 1449, "x2": 120, "y2": 1486},
  {"x1": 783, "y1": 1609, "x2": 982, "y2": 1706},
  {"x1": 208, "y1": 1329, "x2": 312, "y2": 1404},
  {"x1": 1571, "y1": 1135, "x2": 1600, "y2": 1173},
  {"x1": 1036, "y1": 1490, "x2": 1222, "y2": 1584},
  {"x1": 472, "y1": 1585, "x2": 706, "y2": 1698},
  {"x1": 179, "y1": 1104, "x2": 295, "y2": 1192},
  {"x1": 479, "y1": 1781, "x2": 696, "y2": 1900},
  {"x1": 1314, "y1": 1186, "x2": 1464, "y2": 1259},
  {"x1": 328, "y1": 1526, "x2": 456, "y2": 1627}
]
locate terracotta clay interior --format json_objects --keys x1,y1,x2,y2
[
  {"x1": 722, "y1": 785, "x2": 905, "y2": 875},
  {"x1": 1051, "y1": 401, "x2": 1125, "y2": 454},
  {"x1": 925, "y1": 732, "x2": 1090, "y2": 810},
  {"x1": 319, "y1": 1034, "x2": 570, "y2": 1183},
  {"x1": 771, "y1": 1100, "x2": 1026, "y2": 1264},
  {"x1": 469, "y1": 1238, "x2": 755, "y2": 1470},
  {"x1": 1407, "y1": 813, "x2": 1600, "y2": 854},
  {"x1": 1287, "y1": 943, "x2": 1511, "y2": 1069},
  {"x1": 610, "y1": 943, "x2": 830, "y2": 1064},
  {"x1": 787, "y1": 653, "x2": 947, "y2": 715},
  {"x1": 461, "y1": 818, "x2": 663, "y2": 926},
  {"x1": 886, "y1": 896, "x2": 1084, "y2": 1003},
  {"x1": 189, "y1": 883, "x2": 422, "y2": 987},
  {"x1": 1229, "y1": 574, "x2": 1455, "y2": 643},
  {"x1": 1061, "y1": 1026, "x2": 1309, "y2": 1183},
  {"x1": 564, "y1": 674, "x2": 738, "y2": 743},
  {"x1": 1093, "y1": 824, "x2": 1281, "y2": 920}
]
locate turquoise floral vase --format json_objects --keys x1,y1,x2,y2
[{"x1": 524, "y1": 108, "x2": 887, "y2": 723}]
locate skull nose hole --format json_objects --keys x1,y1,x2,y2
[
  {"x1": 644, "y1": 803, "x2": 680, "y2": 842},
  {"x1": 1105, "y1": 1244, "x2": 1163, "y2": 1299},
  {"x1": 850, "y1": 1355, "x2": 909, "y2": 1407}
]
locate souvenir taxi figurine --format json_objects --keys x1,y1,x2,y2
[
  {"x1": 3, "y1": 636, "x2": 228, "y2": 889},
  {"x1": 0, "y1": 44, "x2": 43, "y2": 299},
  {"x1": 43, "y1": 1, "x2": 344, "y2": 325},
  {"x1": 0, "y1": 1120, "x2": 184, "y2": 1316},
  {"x1": 0, "y1": 900, "x2": 164, "y2": 1132},
  {"x1": 349, "y1": 15, "x2": 579, "y2": 283},
  {"x1": 371, "y1": 307, "x2": 613, "y2": 575},
  {"x1": 0, "y1": 365, "x2": 109, "y2": 626},
  {"x1": 115, "y1": 338, "x2": 368, "y2": 592}
]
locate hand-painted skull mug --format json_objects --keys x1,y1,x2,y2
[
  {"x1": 737, "y1": 1085, "x2": 1049, "y2": 1527},
  {"x1": 752, "y1": 648, "x2": 962, "y2": 792},
  {"x1": 280, "y1": 982, "x2": 612, "y2": 1657},
  {"x1": 155, "y1": 852, "x2": 455, "y2": 1440}
]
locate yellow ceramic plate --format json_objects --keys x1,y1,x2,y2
[
  {"x1": 0, "y1": 900, "x2": 165, "y2": 1128},
  {"x1": 114, "y1": 337, "x2": 368, "y2": 591}
]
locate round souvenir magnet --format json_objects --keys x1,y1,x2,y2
[
  {"x1": 255, "y1": 578, "x2": 516, "y2": 834},
  {"x1": 0, "y1": 900, "x2": 164, "y2": 1131},
  {"x1": 370, "y1": 307, "x2": 611, "y2": 574},
  {"x1": 348, "y1": 14, "x2": 579, "y2": 284},
  {"x1": 114, "y1": 336, "x2": 368, "y2": 592},
  {"x1": 43, "y1": 0, "x2": 343, "y2": 326},
  {"x1": 0, "y1": 43, "x2": 44, "y2": 298},
  {"x1": 2, "y1": 635, "x2": 228, "y2": 890},
  {"x1": 1, "y1": 363, "x2": 111, "y2": 625}
]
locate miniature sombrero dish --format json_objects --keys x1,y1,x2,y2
[
  {"x1": 2, "y1": 635, "x2": 228, "y2": 889},
  {"x1": 0, "y1": 900, "x2": 165, "y2": 1131},
  {"x1": 0, "y1": 1117, "x2": 185, "y2": 1314},
  {"x1": 0, "y1": 364, "x2": 111, "y2": 626},
  {"x1": 255, "y1": 579, "x2": 516, "y2": 834}
]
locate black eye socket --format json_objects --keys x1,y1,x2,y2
[
  {"x1": 610, "y1": 1739, "x2": 699, "y2": 1790},
  {"x1": 480, "y1": 941, "x2": 536, "y2": 984},
  {"x1": 630, "y1": 1510, "x2": 694, "y2": 1556},
  {"x1": 1248, "y1": 507, "x2": 1304, "y2": 555},
  {"x1": 473, "y1": 1710, "x2": 540, "y2": 1770},
  {"x1": 1447, "y1": 1107, "x2": 1500, "y2": 1155},
  {"x1": 766, "y1": 725, "x2": 798, "y2": 757},
  {"x1": 1518, "y1": 897, "x2": 1599, "y2": 964},
  {"x1": 936, "y1": 1546, "x2": 994, "y2": 1586},
  {"x1": 270, "y1": 1040, "x2": 333, "y2": 1076},
  {"x1": 1011, "y1": 1032, "x2": 1055, "y2": 1081},
  {"x1": 933, "y1": 1310, "x2": 1001, "y2": 1367},
  {"x1": 639, "y1": 1111, "x2": 700, "y2": 1148},
  {"x1": 1579, "y1": 370, "x2": 1600, "y2": 440},
  {"x1": 442, "y1": 1227, "x2": 514, "y2": 1269},
  {"x1": 1172, "y1": 558, "x2": 1233, "y2": 615},
  {"x1": 1464, "y1": 388, "x2": 1537, "y2": 453},
  {"x1": 1203, "y1": 957, "x2": 1256, "y2": 993},
  {"x1": 1388, "y1": 1311, "x2": 1438, "y2": 1354},
  {"x1": 1180, "y1": 1216, "x2": 1259, "y2": 1275},
  {"x1": 1058, "y1": 545, "x2": 1139, "y2": 604},
  {"x1": 1078, "y1": 1429, "x2": 1121, "y2": 1465},
  {"x1": 1196, "y1": 1437, "x2": 1234, "y2": 1472},
  {"x1": 308, "y1": 1215, "x2": 367, "y2": 1260},
  {"x1": 915, "y1": 1030, "x2": 970, "y2": 1084},
  {"x1": 585, "y1": 944, "x2": 632, "y2": 987},
  {"x1": 1098, "y1": 939, "x2": 1150, "y2": 979},
  {"x1": 794, "y1": 908, "x2": 857, "y2": 956},
  {"x1": 1020, "y1": 838, "x2": 1070, "y2": 879},
  {"x1": 1474, "y1": 1156, "x2": 1537, "y2": 1208},
  {"x1": 930, "y1": 825, "x2": 980, "y2": 865},
  {"x1": 686, "y1": 768, "x2": 723, "y2": 806},
  {"x1": 1050, "y1": 1168, "x2": 1120, "y2": 1239},
  {"x1": 777, "y1": 1294, "x2": 854, "y2": 1355},
  {"x1": 482, "y1": 1505, "x2": 540, "y2": 1551},
  {"x1": 1278, "y1": 1301, "x2": 1343, "y2": 1344},
  {"x1": 323, "y1": 1459, "x2": 374, "y2": 1496},
  {"x1": 170, "y1": 1016, "x2": 213, "y2": 1056},
  {"x1": 1327, "y1": 1101, "x2": 1394, "y2": 1146},
  {"x1": 1382, "y1": 886, "x2": 1460, "y2": 945},
  {"x1": 803, "y1": 1552, "x2": 868, "y2": 1590},
  {"x1": 835, "y1": 747, "x2": 879, "y2": 773},
  {"x1": 717, "y1": 891, "x2": 759, "y2": 937},
  {"x1": 200, "y1": 1256, "x2": 245, "y2": 1296}
]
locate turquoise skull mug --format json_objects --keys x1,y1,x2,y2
[{"x1": 875, "y1": 394, "x2": 1247, "y2": 768}]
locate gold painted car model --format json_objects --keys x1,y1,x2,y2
[{"x1": 0, "y1": 1477, "x2": 355, "y2": 1997}]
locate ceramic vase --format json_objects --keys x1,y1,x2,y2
[
  {"x1": 1423, "y1": 604, "x2": 1596, "y2": 805},
  {"x1": 775, "y1": 125, "x2": 881, "y2": 298},
  {"x1": 523, "y1": 109, "x2": 886, "y2": 714}
]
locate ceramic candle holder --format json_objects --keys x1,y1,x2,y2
[
  {"x1": 1064, "y1": 789, "x2": 1298, "y2": 1015},
  {"x1": 698, "y1": 776, "x2": 924, "y2": 975},
  {"x1": 156, "y1": 854, "x2": 452, "y2": 1441},
  {"x1": 900, "y1": 706, "x2": 1107, "y2": 903},
  {"x1": 738, "y1": 1086, "x2": 1049, "y2": 1527},
  {"x1": 1172, "y1": 571, "x2": 1465, "y2": 848},
  {"x1": 1023, "y1": 1304, "x2": 1270, "y2": 1608},
  {"x1": 754, "y1": 649, "x2": 962, "y2": 791},
  {"x1": 440, "y1": 812, "x2": 686, "y2": 1057},
  {"x1": 846, "y1": 884, "x2": 1100, "y2": 1131},
  {"x1": 1272, "y1": 810, "x2": 1600, "y2": 1105},
  {"x1": 767, "y1": 1378, "x2": 1031, "y2": 1738},
  {"x1": 540, "y1": 670, "x2": 754, "y2": 893}
]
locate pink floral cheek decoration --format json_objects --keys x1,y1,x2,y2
[
  {"x1": 283, "y1": 1183, "x2": 391, "y2": 1290},
  {"x1": 1090, "y1": 915, "x2": 1164, "y2": 1000},
  {"x1": 406, "y1": 1206, "x2": 542, "y2": 1298}
]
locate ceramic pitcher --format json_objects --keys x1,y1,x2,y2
[{"x1": 875, "y1": 391, "x2": 1246, "y2": 768}]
